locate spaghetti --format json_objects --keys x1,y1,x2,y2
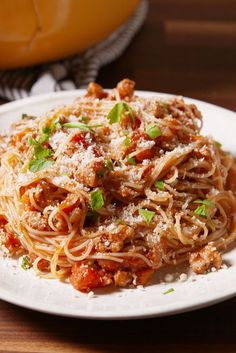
[{"x1": 0, "y1": 79, "x2": 236, "y2": 292}]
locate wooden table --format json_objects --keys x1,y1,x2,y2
[{"x1": 1, "y1": 1, "x2": 236, "y2": 352}]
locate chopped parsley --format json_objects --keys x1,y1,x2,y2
[
  {"x1": 115, "y1": 160, "x2": 122, "y2": 167},
  {"x1": 21, "y1": 255, "x2": 30, "y2": 271},
  {"x1": 51, "y1": 118, "x2": 62, "y2": 129},
  {"x1": 215, "y1": 141, "x2": 222, "y2": 148},
  {"x1": 154, "y1": 180, "x2": 165, "y2": 190},
  {"x1": 107, "y1": 102, "x2": 134, "y2": 125},
  {"x1": 21, "y1": 113, "x2": 36, "y2": 120},
  {"x1": 126, "y1": 156, "x2": 136, "y2": 165},
  {"x1": 139, "y1": 209, "x2": 155, "y2": 224},
  {"x1": 193, "y1": 199, "x2": 214, "y2": 218},
  {"x1": 104, "y1": 159, "x2": 114, "y2": 170},
  {"x1": 81, "y1": 116, "x2": 90, "y2": 124},
  {"x1": 193, "y1": 199, "x2": 214, "y2": 207},
  {"x1": 63, "y1": 122, "x2": 102, "y2": 130},
  {"x1": 97, "y1": 168, "x2": 105, "y2": 178},
  {"x1": 91, "y1": 189, "x2": 105, "y2": 210},
  {"x1": 34, "y1": 144, "x2": 52, "y2": 159},
  {"x1": 146, "y1": 123, "x2": 161, "y2": 139},
  {"x1": 122, "y1": 130, "x2": 129, "y2": 135},
  {"x1": 124, "y1": 136, "x2": 131, "y2": 147},
  {"x1": 28, "y1": 134, "x2": 53, "y2": 173},
  {"x1": 29, "y1": 159, "x2": 53, "y2": 173},
  {"x1": 163, "y1": 288, "x2": 174, "y2": 295},
  {"x1": 115, "y1": 218, "x2": 127, "y2": 225}
]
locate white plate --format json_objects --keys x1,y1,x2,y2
[{"x1": 0, "y1": 90, "x2": 235, "y2": 320}]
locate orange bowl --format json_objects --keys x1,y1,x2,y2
[{"x1": 0, "y1": 0, "x2": 139, "y2": 69}]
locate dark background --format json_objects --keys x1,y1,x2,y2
[
  {"x1": 99, "y1": 0, "x2": 236, "y2": 111},
  {"x1": 1, "y1": 0, "x2": 236, "y2": 352}
]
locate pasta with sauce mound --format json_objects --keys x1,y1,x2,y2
[{"x1": 0, "y1": 79, "x2": 236, "y2": 292}]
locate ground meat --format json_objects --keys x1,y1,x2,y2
[
  {"x1": 189, "y1": 243, "x2": 222, "y2": 274},
  {"x1": 114, "y1": 270, "x2": 133, "y2": 287},
  {"x1": 86, "y1": 82, "x2": 108, "y2": 99},
  {"x1": 23, "y1": 211, "x2": 48, "y2": 231},
  {"x1": 1, "y1": 231, "x2": 23, "y2": 255},
  {"x1": 117, "y1": 79, "x2": 135, "y2": 100},
  {"x1": 74, "y1": 159, "x2": 104, "y2": 188},
  {"x1": 144, "y1": 100, "x2": 169, "y2": 119},
  {"x1": 95, "y1": 224, "x2": 135, "y2": 253}
]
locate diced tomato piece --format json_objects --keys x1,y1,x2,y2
[
  {"x1": 0, "y1": 217, "x2": 7, "y2": 227},
  {"x1": 29, "y1": 253, "x2": 49, "y2": 272},
  {"x1": 71, "y1": 132, "x2": 90, "y2": 148},
  {"x1": 11, "y1": 128, "x2": 31, "y2": 146},
  {"x1": 7, "y1": 233, "x2": 21, "y2": 248},
  {"x1": 70, "y1": 262, "x2": 112, "y2": 292},
  {"x1": 38, "y1": 259, "x2": 50, "y2": 272},
  {"x1": 133, "y1": 118, "x2": 141, "y2": 129},
  {"x1": 63, "y1": 204, "x2": 76, "y2": 214}
]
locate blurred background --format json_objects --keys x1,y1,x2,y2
[
  {"x1": 98, "y1": 0, "x2": 236, "y2": 110},
  {"x1": 0, "y1": 0, "x2": 235, "y2": 111}
]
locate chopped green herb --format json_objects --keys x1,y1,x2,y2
[
  {"x1": 107, "y1": 102, "x2": 134, "y2": 125},
  {"x1": 193, "y1": 199, "x2": 214, "y2": 208},
  {"x1": 146, "y1": 123, "x2": 161, "y2": 139},
  {"x1": 21, "y1": 255, "x2": 30, "y2": 271},
  {"x1": 97, "y1": 169, "x2": 105, "y2": 178},
  {"x1": 114, "y1": 218, "x2": 126, "y2": 225},
  {"x1": 193, "y1": 199, "x2": 214, "y2": 218},
  {"x1": 81, "y1": 116, "x2": 90, "y2": 124},
  {"x1": 124, "y1": 103, "x2": 135, "y2": 125},
  {"x1": 104, "y1": 159, "x2": 113, "y2": 170},
  {"x1": 116, "y1": 160, "x2": 122, "y2": 167},
  {"x1": 215, "y1": 141, "x2": 222, "y2": 148},
  {"x1": 163, "y1": 288, "x2": 174, "y2": 295},
  {"x1": 124, "y1": 136, "x2": 131, "y2": 147},
  {"x1": 194, "y1": 205, "x2": 208, "y2": 218},
  {"x1": 28, "y1": 132, "x2": 53, "y2": 173},
  {"x1": 15, "y1": 232, "x2": 20, "y2": 238},
  {"x1": 91, "y1": 189, "x2": 105, "y2": 210},
  {"x1": 126, "y1": 156, "x2": 136, "y2": 165},
  {"x1": 21, "y1": 113, "x2": 36, "y2": 120},
  {"x1": 28, "y1": 137, "x2": 38, "y2": 146},
  {"x1": 139, "y1": 208, "x2": 155, "y2": 224},
  {"x1": 154, "y1": 180, "x2": 165, "y2": 190},
  {"x1": 29, "y1": 159, "x2": 53, "y2": 173},
  {"x1": 61, "y1": 173, "x2": 69, "y2": 177},
  {"x1": 34, "y1": 144, "x2": 52, "y2": 160},
  {"x1": 38, "y1": 133, "x2": 50, "y2": 144},
  {"x1": 42, "y1": 126, "x2": 51, "y2": 135},
  {"x1": 63, "y1": 122, "x2": 102, "y2": 130},
  {"x1": 122, "y1": 130, "x2": 129, "y2": 135},
  {"x1": 51, "y1": 118, "x2": 62, "y2": 129}
]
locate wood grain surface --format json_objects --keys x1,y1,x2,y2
[{"x1": 1, "y1": 1, "x2": 236, "y2": 352}]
